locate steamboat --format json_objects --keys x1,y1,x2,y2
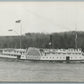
[
  {"x1": 0, "y1": 47, "x2": 84, "y2": 63},
  {"x1": 0, "y1": 30, "x2": 84, "y2": 63},
  {"x1": 21, "y1": 47, "x2": 84, "y2": 62}
]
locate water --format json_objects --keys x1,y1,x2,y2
[{"x1": 0, "y1": 58, "x2": 83, "y2": 82}]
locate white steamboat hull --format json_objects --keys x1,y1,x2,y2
[{"x1": 21, "y1": 54, "x2": 84, "y2": 61}]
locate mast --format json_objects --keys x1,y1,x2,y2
[{"x1": 75, "y1": 25, "x2": 78, "y2": 49}]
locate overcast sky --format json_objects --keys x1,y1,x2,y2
[{"x1": 0, "y1": 1, "x2": 84, "y2": 36}]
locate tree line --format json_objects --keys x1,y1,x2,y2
[{"x1": 0, "y1": 31, "x2": 84, "y2": 50}]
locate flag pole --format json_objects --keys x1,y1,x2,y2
[
  {"x1": 20, "y1": 20, "x2": 22, "y2": 49},
  {"x1": 16, "y1": 20, "x2": 22, "y2": 49}
]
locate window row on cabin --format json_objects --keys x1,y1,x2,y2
[
  {"x1": 2, "y1": 53, "x2": 20, "y2": 56},
  {"x1": 3, "y1": 52, "x2": 21, "y2": 55},
  {"x1": 3, "y1": 50, "x2": 25, "y2": 54},
  {"x1": 45, "y1": 52, "x2": 82, "y2": 55},
  {"x1": 27, "y1": 55, "x2": 83, "y2": 59},
  {"x1": 42, "y1": 56, "x2": 83, "y2": 59},
  {"x1": 44, "y1": 49, "x2": 81, "y2": 52}
]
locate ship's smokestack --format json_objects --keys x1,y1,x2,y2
[{"x1": 49, "y1": 35, "x2": 52, "y2": 49}]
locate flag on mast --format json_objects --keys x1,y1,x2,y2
[{"x1": 16, "y1": 20, "x2": 21, "y2": 23}]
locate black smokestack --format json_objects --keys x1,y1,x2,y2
[{"x1": 49, "y1": 35, "x2": 52, "y2": 48}]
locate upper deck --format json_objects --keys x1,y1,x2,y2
[{"x1": 26, "y1": 47, "x2": 83, "y2": 56}]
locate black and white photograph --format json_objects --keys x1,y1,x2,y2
[{"x1": 0, "y1": 1, "x2": 84, "y2": 82}]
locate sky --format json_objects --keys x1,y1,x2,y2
[{"x1": 0, "y1": 1, "x2": 84, "y2": 36}]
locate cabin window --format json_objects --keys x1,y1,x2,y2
[{"x1": 63, "y1": 53, "x2": 66, "y2": 54}]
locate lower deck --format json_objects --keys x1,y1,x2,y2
[{"x1": 21, "y1": 54, "x2": 84, "y2": 61}]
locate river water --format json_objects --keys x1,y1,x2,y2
[{"x1": 0, "y1": 58, "x2": 83, "y2": 82}]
